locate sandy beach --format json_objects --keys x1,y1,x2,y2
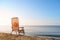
[{"x1": 0, "y1": 32, "x2": 57, "y2": 40}]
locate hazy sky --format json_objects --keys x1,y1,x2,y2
[{"x1": 0, "y1": 0, "x2": 60, "y2": 25}]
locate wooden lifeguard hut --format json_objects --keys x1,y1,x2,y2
[{"x1": 11, "y1": 17, "x2": 25, "y2": 35}]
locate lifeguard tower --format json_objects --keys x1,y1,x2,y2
[{"x1": 11, "y1": 17, "x2": 25, "y2": 35}]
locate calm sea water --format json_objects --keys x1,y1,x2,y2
[
  {"x1": 0, "y1": 25, "x2": 60, "y2": 37},
  {"x1": 24, "y1": 25, "x2": 60, "y2": 37}
]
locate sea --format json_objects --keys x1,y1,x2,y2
[
  {"x1": 0, "y1": 25, "x2": 60, "y2": 39},
  {"x1": 23, "y1": 25, "x2": 60, "y2": 36},
  {"x1": 24, "y1": 25, "x2": 60, "y2": 40}
]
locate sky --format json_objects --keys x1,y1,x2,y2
[{"x1": 0, "y1": 0, "x2": 60, "y2": 25}]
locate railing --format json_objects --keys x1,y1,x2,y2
[{"x1": 18, "y1": 27, "x2": 25, "y2": 35}]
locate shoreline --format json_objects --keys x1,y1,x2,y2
[{"x1": 0, "y1": 32, "x2": 59, "y2": 40}]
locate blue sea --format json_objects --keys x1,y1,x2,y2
[{"x1": 23, "y1": 25, "x2": 60, "y2": 37}]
